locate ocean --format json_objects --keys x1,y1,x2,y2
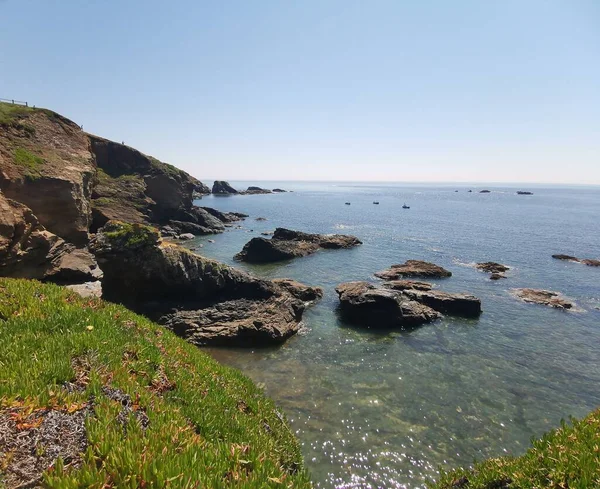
[{"x1": 188, "y1": 182, "x2": 600, "y2": 489}]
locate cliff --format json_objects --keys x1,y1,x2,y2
[{"x1": 0, "y1": 102, "x2": 235, "y2": 282}]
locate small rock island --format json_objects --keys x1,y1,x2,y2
[{"x1": 235, "y1": 228, "x2": 362, "y2": 263}]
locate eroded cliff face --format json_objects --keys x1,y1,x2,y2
[{"x1": 0, "y1": 105, "x2": 95, "y2": 245}]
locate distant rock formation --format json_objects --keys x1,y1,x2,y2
[
  {"x1": 479, "y1": 190, "x2": 491, "y2": 193},
  {"x1": 517, "y1": 191, "x2": 533, "y2": 195},
  {"x1": 243, "y1": 186, "x2": 272, "y2": 195},
  {"x1": 212, "y1": 180, "x2": 239, "y2": 195},
  {"x1": 552, "y1": 254, "x2": 599, "y2": 267},
  {"x1": 272, "y1": 188, "x2": 287, "y2": 193},
  {"x1": 375, "y1": 260, "x2": 452, "y2": 280},
  {"x1": 235, "y1": 228, "x2": 362, "y2": 263}
]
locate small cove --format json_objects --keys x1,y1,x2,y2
[{"x1": 189, "y1": 182, "x2": 600, "y2": 488}]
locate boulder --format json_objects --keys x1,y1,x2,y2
[
  {"x1": 375, "y1": 260, "x2": 452, "y2": 280},
  {"x1": 582, "y1": 259, "x2": 600, "y2": 267},
  {"x1": 177, "y1": 233, "x2": 195, "y2": 240},
  {"x1": 91, "y1": 221, "x2": 321, "y2": 346},
  {"x1": 513, "y1": 288, "x2": 573, "y2": 310},
  {"x1": 235, "y1": 228, "x2": 362, "y2": 263},
  {"x1": 335, "y1": 282, "x2": 441, "y2": 328},
  {"x1": 403, "y1": 289, "x2": 482, "y2": 317},
  {"x1": 212, "y1": 180, "x2": 238, "y2": 195}
]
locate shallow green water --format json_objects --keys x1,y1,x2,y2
[{"x1": 188, "y1": 183, "x2": 600, "y2": 488}]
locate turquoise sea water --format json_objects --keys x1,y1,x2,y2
[{"x1": 189, "y1": 182, "x2": 600, "y2": 489}]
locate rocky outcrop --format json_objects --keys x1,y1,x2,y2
[
  {"x1": 336, "y1": 279, "x2": 481, "y2": 328},
  {"x1": 375, "y1": 260, "x2": 452, "y2": 280},
  {"x1": 335, "y1": 282, "x2": 442, "y2": 328},
  {"x1": 212, "y1": 180, "x2": 238, "y2": 195},
  {"x1": 476, "y1": 262, "x2": 510, "y2": 280},
  {"x1": 0, "y1": 105, "x2": 95, "y2": 245},
  {"x1": 513, "y1": 289, "x2": 574, "y2": 310},
  {"x1": 479, "y1": 190, "x2": 491, "y2": 193},
  {"x1": 552, "y1": 254, "x2": 600, "y2": 267},
  {"x1": 242, "y1": 186, "x2": 272, "y2": 195},
  {"x1": 235, "y1": 228, "x2": 362, "y2": 263},
  {"x1": 517, "y1": 191, "x2": 533, "y2": 195},
  {"x1": 91, "y1": 221, "x2": 321, "y2": 346},
  {"x1": 0, "y1": 192, "x2": 101, "y2": 283},
  {"x1": 272, "y1": 188, "x2": 287, "y2": 193}
]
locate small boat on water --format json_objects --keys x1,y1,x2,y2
[
  {"x1": 373, "y1": 201, "x2": 379, "y2": 205},
  {"x1": 402, "y1": 204, "x2": 410, "y2": 209},
  {"x1": 345, "y1": 202, "x2": 351, "y2": 205}
]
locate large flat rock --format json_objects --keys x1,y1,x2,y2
[{"x1": 375, "y1": 260, "x2": 452, "y2": 280}]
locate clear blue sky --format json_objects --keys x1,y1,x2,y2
[{"x1": 1, "y1": 0, "x2": 599, "y2": 184}]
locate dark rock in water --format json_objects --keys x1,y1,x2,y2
[
  {"x1": 242, "y1": 186, "x2": 272, "y2": 195},
  {"x1": 375, "y1": 260, "x2": 452, "y2": 280},
  {"x1": 335, "y1": 282, "x2": 441, "y2": 328},
  {"x1": 551, "y1": 254, "x2": 599, "y2": 267},
  {"x1": 552, "y1": 254, "x2": 580, "y2": 262},
  {"x1": 468, "y1": 190, "x2": 472, "y2": 193},
  {"x1": 235, "y1": 228, "x2": 362, "y2": 263},
  {"x1": 476, "y1": 262, "x2": 510, "y2": 279},
  {"x1": 91, "y1": 221, "x2": 321, "y2": 346},
  {"x1": 479, "y1": 190, "x2": 491, "y2": 193},
  {"x1": 513, "y1": 288, "x2": 573, "y2": 310},
  {"x1": 0, "y1": 193, "x2": 101, "y2": 284},
  {"x1": 255, "y1": 217, "x2": 267, "y2": 221},
  {"x1": 272, "y1": 188, "x2": 287, "y2": 193},
  {"x1": 212, "y1": 180, "x2": 239, "y2": 195},
  {"x1": 381, "y1": 280, "x2": 433, "y2": 291},
  {"x1": 403, "y1": 289, "x2": 482, "y2": 317},
  {"x1": 517, "y1": 191, "x2": 533, "y2": 195},
  {"x1": 200, "y1": 206, "x2": 247, "y2": 223}
]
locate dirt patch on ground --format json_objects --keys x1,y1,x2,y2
[{"x1": 0, "y1": 406, "x2": 89, "y2": 488}]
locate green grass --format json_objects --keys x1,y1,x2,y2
[
  {"x1": 13, "y1": 147, "x2": 44, "y2": 179},
  {"x1": 0, "y1": 278, "x2": 310, "y2": 488},
  {"x1": 102, "y1": 221, "x2": 160, "y2": 248},
  {"x1": 430, "y1": 410, "x2": 600, "y2": 489}
]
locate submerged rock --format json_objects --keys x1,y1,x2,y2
[
  {"x1": 91, "y1": 221, "x2": 321, "y2": 346},
  {"x1": 335, "y1": 281, "x2": 441, "y2": 328},
  {"x1": 517, "y1": 191, "x2": 533, "y2": 195},
  {"x1": 582, "y1": 259, "x2": 600, "y2": 267},
  {"x1": 513, "y1": 288, "x2": 574, "y2": 310},
  {"x1": 375, "y1": 260, "x2": 452, "y2": 280},
  {"x1": 476, "y1": 262, "x2": 510, "y2": 279},
  {"x1": 552, "y1": 254, "x2": 580, "y2": 262},
  {"x1": 235, "y1": 228, "x2": 362, "y2": 263},
  {"x1": 212, "y1": 180, "x2": 238, "y2": 195}
]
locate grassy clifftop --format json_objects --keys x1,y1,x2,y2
[
  {"x1": 0, "y1": 278, "x2": 310, "y2": 488},
  {"x1": 431, "y1": 410, "x2": 600, "y2": 489}
]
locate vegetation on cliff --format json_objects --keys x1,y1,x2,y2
[
  {"x1": 431, "y1": 410, "x2": 600, "y2": 489},
  {"x1": 0, "y1": 278, "x2": 310, "y2": 488}
]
